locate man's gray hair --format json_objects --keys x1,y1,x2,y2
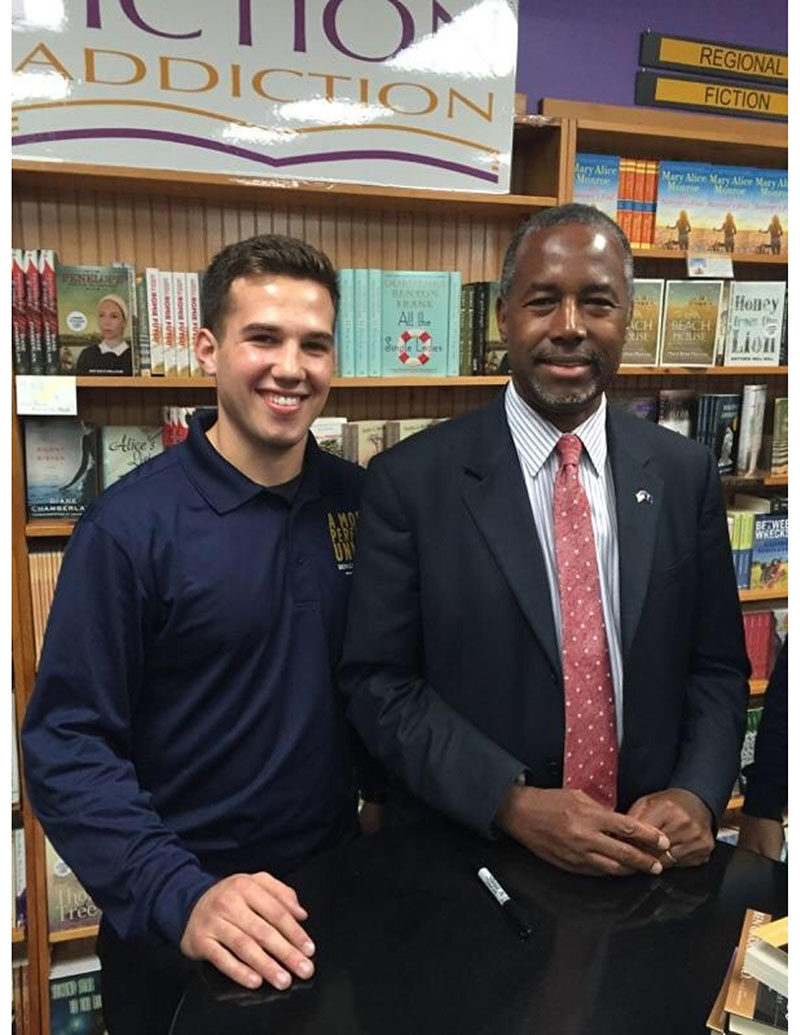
[{"x1": 499, "y1": 203, "x2": 634, "y2": 302}]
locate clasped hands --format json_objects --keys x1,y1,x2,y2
[{"x1": 495, "y1": 785, "x2": 715, "y2": 877}]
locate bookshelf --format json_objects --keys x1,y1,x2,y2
[{"x1": 11, "y1": 102, "x2": 788, "y2": 1033}]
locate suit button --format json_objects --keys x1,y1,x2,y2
[
  {"x1": 550, "y1": 671, "x2": 558, "y2": 685},
  {"x1": 546, "y1": 759, "x2": 562, "y2": 783}
]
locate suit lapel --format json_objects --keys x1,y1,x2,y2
[
  {"x1": 607, "y1": 410, "x2": 663, "y2": 663},
  {"x1": 461, "y1": 398, "x2": 562, "y2": 677}
]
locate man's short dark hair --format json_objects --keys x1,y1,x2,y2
[
  {"x1": 201, "y1": 234, "x2": 340, "y2": 338},
  {"x1": 499, "y1": 203, "x2": 634, "y2": 302}
]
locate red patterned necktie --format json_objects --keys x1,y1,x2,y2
[{"x1": 553, "y1": 433, "x2": 618, "y2": 808}]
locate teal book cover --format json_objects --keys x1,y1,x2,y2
[
  {"x1": 654, "y1": 161, "x2": 711, "y2": 249},
  {"x1": 379, "y1": 271, "x2": 451, "y2": 376},
  {"x1": 367, "y1": 268, "x2": 382, "y2": 377},
  {"x1": 573, "y1": 153, "x2": 620, "y2": 221},
  {"x1": 336, "y1": 268, "x2": 355, "y2": 378},
  {"x1": 353, "y1": 268, "x2": 369, "y2": 377}
]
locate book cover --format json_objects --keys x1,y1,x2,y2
[
  {"x1": 481, "y1": 282, "x2": 508, "y2": 375},
  {"x1": 24, "y1": 418, "x2": 99, "y2": 518},
  {"x1": 471, "y1": 281, "x2": 489, "y2": 375},
  {"x1": 144, "y1": 267, "x2": 164, "y2": 375},
  {"x1": 45, "y1": 839, "x2": 101, "y2": 933},
  {"x1": 739, "y1": 704, "x2": 763, "y2": 776},
  {"x1": 186, "y1": 272, "x2": 203, "y2": 378},
  {"x1": 641, "y1": 159, "x2": 659, "y2": 248},
  {"x1": 383, "y1": 418, "x2": 435, "y2": 448},
  {"x1": 112, "y1": 261, "x2": 139, "y2": 374},
  {"x1": 749, "y1": 514, "x2": 788, "y2": 593},
  {"x1": 723, "y1": 282, "x2": 784, "y2": 366},
  {"x1": 99, "y1": 426, "x2": 164, "y2": 490},
  {"x1": 13, "y1": 828, "x2": 26, "y2": 929},
  {"x1": 616, "y1": 156, "x2": 633, "y2": 239},
  {"x1": 572, "y1": 153, "x2": 620, "y2": 221},
  {"x1": 354, "y1": 269, "x2": 369, "y2": 377},
  {"x1": 342, "y1": 420, "x2": 386, "y2": 467},
  {"x1": 367, "y1": 268, "x2": 382, "y2": 378},
  {"x1": 159, "y1": 271, "x2": 177, "y2": 377},
  {"x1": 630, "y1": 159, "x2": 647, "y2": 249},
  {"x1": 713, "y1": 280, "x2": 732, "y2": 364},
  {"x1": 55, "y1": 264, "x2": 133, "y2": 376},
  {"x1": 134, "y1": 274, "x2": 151, "y2": 376},
  {"x1": 611, "y1": 395, "x2": 658, "y2": 421},
  {"x1": 735, "y1": 384, "x2": 768, "y2": 476},
  {"x1": 458, "y1": 282, "x2": 475, "y2": 376},
  {"x1": 49, "y1": 956, "x2": 104, "y2": 1035},
  {"x1": 657, "y1": 388, "x2": 694, "y2": 437},
  {"x1": 447, "y1": 271, "x2": 462, "y2": 376},
  {"x1": 380, "y1": 271, "x2": 451, "y2": 377},
  {"x1": 659, "y1": 280, "x2": 723, "y2": 366},
  {"x1": 744, "y1": 917, "x2": 788, "y2": 998},
  {"x1": 12, "y1": 248, "x2": 28, "y2": 373},
  {"x1": 706, "y1": 165, "x2": 755, "y2": 255},
  {"x1": 621, "y1": 279, "x2": 663, "y2": 366},
  {"x1": 23, "y1": 249, "x2": 45, "y2": 374},
  {"x1": 710, "y1": 394, "x2": 740, "y2": 475},
  {"x1": 747, "y1": 168, "x2": 788, "y2": 257},
  {"x1": 336, "y1": 268, "x2": 355, "y2": 378},
  {"x1": 654, "y1": 161, "x2": 710, "y2": 250},
  {"x1": 173, "y1": 271, "x2": 191, "y2": 378},
  {"x1": 727, "y1": 510, "x2": 756, "y2": 590},
  {"x1": 770, "y1": 398, "x2": 787, "y2": 476},
  {"x1": 310, "y1": 416, "x2": 347, "y2": 458},
  {"x1": 38, "y1": 248, "x2": 60, "y2": 375}
]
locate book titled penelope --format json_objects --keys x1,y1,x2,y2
[
  {"x1": 55, "y1": 263, "x2": 133, "y2": 375},
  {"x1": 379, "y1": 271, "x2": 452, "y2": 377},
  {"x1": 24, "y1": 418, "x2": 99, "y2": 518}
]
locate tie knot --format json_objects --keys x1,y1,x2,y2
[{"x1": 556, "y1": 434, "x2": 582, "y2": 469}]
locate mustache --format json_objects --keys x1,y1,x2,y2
[{"x1": 534, "y1": 350, "x2": 601, "y2": 367}]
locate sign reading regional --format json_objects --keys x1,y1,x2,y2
[
  {"x1": 640, "y1": 32, "x2": 787, "y2": 87},
  {"x1": 12, "y1": 0, "x2": 519, "y2": 193}
]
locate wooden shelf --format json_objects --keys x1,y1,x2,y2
[
  {"x1": 632, "y1": 248, "x2": 787, "y2": 265},
  {"x1": 12, "y1": 928, "x2": 25, "y2": 944},
  {"x1": 12, "y1": 159, "x2": 556, "y2": 216},
  {"x1": 722, "y1": 473, "x2": 788, "y2": 488},
  {"x1": 26, "y1": 519, "x2": 78, "y2": 538},
  {"x1": 763, "y1": 475, "x2": 789, "y2": 487},
  {"x1": 739, "y1": 587, "x2": 788, "y2": 603},
  {"x1": 617, "y1": 366, "x2": 787, "y2": 376},
  {"x1": 48, "y1": 924, "x2": 99, "y2": 945}
]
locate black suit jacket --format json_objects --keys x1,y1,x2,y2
[{"x1": 339, "y1": 394, "x2": 749, "y2": 833}]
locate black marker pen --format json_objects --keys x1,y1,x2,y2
[{"x1": 477, "y1": 866, "x2": 533, "y2": 941}]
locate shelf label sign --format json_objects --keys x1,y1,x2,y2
[
  {"x1": 640, "y1": 32, "x2": 787, "y2": 87},
  {"x1": 11, "y1": 0, "x2": 519, "y2": 193},
  {"x1": 635, "y1": 72, "x2": 787, "y2": 122},
  {"x1": 685, "y1": 253, "x2": 734, "y2": 279},
  {"x1": 15, "y1": 375, "x2": 78, "y2": 415}
]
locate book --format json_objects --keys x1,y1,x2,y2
[
  {"x1": 458, "y1": 282, "x2": 475, "y2": 376},
  {"x1": 24, "y1": 418, "x2": 99, "y2": 518},
  {"x1": 659, "y1": 280, "x2": 723, "y2": 366},
  {"x1": 159, "y1": 271, "x2": 177, "y2": 376},
  {"x1": 11, "y1": 693, "x2": 20, "y2": 807},
  {"x1": 735, "y1": 385, "x2": 768, "y2": 476},
  {"x1": 447, "y1": 271, "x2": 463, "y2": 376},
  {"x1": 723, "y1": 282, "x2": 785, "y2": 367},
  {"x1": 12, "y1": 249, "x2": 28, "y2": 373},
  {"x1": 336, "y1": 268, "x2": 356, "y2": 378},
  {"x1": 739, "y1": 705, "x2": 764, "y2": 782},
  {"x1": 134, "y1": 274, "x2": 151, "y2": 376},
  {"x1": 45, "y1": 839, "x2": 101, "y2": 933},
  {"x1": 616, "y1": 156, "x2": 635, "y2": 240},
  {"x1": 368, "y1": 268, "x2": 383, "y2": 378},
  {"x1": 354, "y1": 268, "x2": 369, "y2": 377},
  {"x1": 727, "y1": 510, "x2": 757, "y2": 590},
  {"x1": 749, "y1": 168, "x2": 788, "y2": 257},
  {"x1": 342, "y1": 420, "x2": 386, "y2": 467},
  {"x1": 770, "y1": 399, "x2": 787, "y2": 476},
  {"x1": 654, "y1": 161, "x2": 710, "y2": 250},
  {"x1": 55, "y1": 263, "x2": 133, "y2": 375},
  {"x1": 38, "y1": 248, "x2": 60, "y2": 375},
  {"x1": 173, "y1": 271, "x2": 191, "y2": 378},
  {"x1": 611, "y1": 395, "x2": 658, "y2": 421},
  {"x1": 657, "y1": 389, "x2": 694, "y2": 437},
  {"x1": 772, "y1": 608, "x2": 788, "y2": 647},
  {"x1": 725, "y1": 909, "x2": 787, "y2": 1035},
  {"x1": 13, "y1": 828, "x2": 26, "y2": 929},
  {"x1": 49, "y1": 956, "x2": 104, "y2": 1035},
  {"x1": 708, "y1": 394, "x2": 740, "y2": 475},
  {"x1": 706, "y1": 165, "x2": 755, "y2": 255},
  {"x1": 144, "y1": 267, "x2": 164, "y2": 375},
  {"x1": 749, "y1": 514, "x2": 788, "y2": 593},
  {"x1": 380, "y1": 271, "x2": 452, "y2": 376},
  {"x1": 113, "y1": 261, "x2": 139, "y2": 374},
  {"x1": 481, "y1": 282, "x2": 506, "y2": 375},
  {"x1": 706, "y1": 950, "x2": 735, "y2": 1034},
  {"x1": 572, "y1": 153, "x2": 620, "y2": 220},
  {"x1": 383, "y1": 418, "x2": 435, "y2": 448},
  {"x1": 744, "y1": 916, "x2": 788, "y2": 999},
  {"x1": 621, "y1": 279, "x2": 663, "y2": 366},
  {"x1": 310, "y1": 416, "x2": 347, "y2": 457},
  {"x1": 23, "y1": 249, "x2": 45, "y2": 374},
  {"x1": 186, "y1": 271, "x2": 203, "y2": 378},
  {"x1": 99, "y1": 426, "x2": 164, "y2": 489}
]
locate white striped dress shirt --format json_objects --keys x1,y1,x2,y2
[{"x1": 504, "y1": 381, "x2": 624, "y2": 740}]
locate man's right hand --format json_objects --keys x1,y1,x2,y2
[
  {"x1": 180, "y1": 873, "x2": 315, "y2": 991},
  {"x1": 494, "y1": 785, "x2": 670, "y2": 877}
]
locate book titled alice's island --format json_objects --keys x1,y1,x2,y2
[
  {"x1": 659, "y1": 280, "x2": 723, "y2": 366},
  {"x1": 621, "y1": 279, "x2": 663, "y2": 366},
  {"x1": 55, "y1": 263, "x2": 133, "y2": 376}
]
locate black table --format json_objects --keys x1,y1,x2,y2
[{"x1": 171, "y1": 821, "x2": 787, "y2": 1035}]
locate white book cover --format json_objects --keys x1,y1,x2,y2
[
  {"x1": 158, "y1": 271, "x2": 176, "y2": 376},
  {"x1": 735, "y1": 384, "x2": 768, "y2": 476},
  {"x1": 172, "y1": 271, "x2": 191, "y2": 378},
  {"x1": 144, "y1": 268, "x2": 164, "y2": 375},
  {"x1": 186, "y1": 272, "x2": 203, "y2": 377},
  {"x1": 723, "y1": 281, "x2": 785, "y2": 366}
]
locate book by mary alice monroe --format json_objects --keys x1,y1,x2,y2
[{"x1": 24, "y1": 418, "x2": 99, "y2": 518}]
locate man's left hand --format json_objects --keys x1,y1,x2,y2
[{"x1": 626, "y1": 788, "x2": 714, "y2": 869}]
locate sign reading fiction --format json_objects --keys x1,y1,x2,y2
[
  {"x1": 635, "y1": 71, "x2": 787, "y2": 122},
  {"x1": 12, "y1": 0, "x2": 519, "y2": 193},
  {"x1": 639, "y1": 32, "x2": 787, "y2": 87}
]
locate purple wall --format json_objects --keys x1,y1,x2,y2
[{"x1": 515, "y1": 0, "x2": 787, "y2": 109}]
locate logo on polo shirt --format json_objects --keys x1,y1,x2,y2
[{"x1": 327, "y1": 509, "x2": 359, "y2": 572}]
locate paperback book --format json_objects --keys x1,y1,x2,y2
[
  {"x1": 621, "y1": 279, "x2": 663, "y2": 366},
  {"x1": 723, "y1": 282, "x2": 785, "y2": 366},
  {"x1": 659, "y1": 280, "x2": 723, "y2": 366},
  {"x1": 24, "y1": 418, "x2": 99, "y2": 518},
  {"x1": 770, "y1": 398, "x2": 787, "y2": 476},
  {"x1": 342, "y1": 420, "x2": 386, "y2": 467},
  {"x1": 380, "y1": 271, "x2": 452, "y2": 377},
  {"x1": 55, "y1": 263, "x2": 134, "y2": 375},
  {"x1": 45, "y1": 839, "x2": 101, "y2": 933},
  {"x1": 311, "y1": 416, "x2": 347, "y2": 458},
  {"x1": 49, "y1": 956, "x2": 104, "y2": 1035},
  {"x1": 653, "y1": 161, "x2": 711, "y2": 250},
  {"x1": 657, "y1": 389, "x2": 694, "y2": 437},
  {"x1": 749, "y1": 514, "x2": 788, "y2": 593},
  {"x1": 572, "y1": 153, "x2": 620, "y2": 221},
  {"x1": 735, "y1": 384, "x2": 768, "y2": 476},
  {"x1": 100, "y1": 426, "x2": 164, "y2": 489}
]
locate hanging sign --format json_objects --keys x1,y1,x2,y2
[
  {"x1": 635, "y1": 71, "x2": 787, "y2": 122},
  {"x1": 639, "y1": 32, "x2": 787, "y2": 87},
  {"x1": 12, "y1": 0, "x2": 519, "y2": 193}
]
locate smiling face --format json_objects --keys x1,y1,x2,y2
[
  {"x1": 97, "y1": 299, "x2": 126, "y2": 342},
  {"x1": 195, "y1": 274, "x2": 336, "y2": 484},
  {"x1": 498, "y1": 222, "x2": 631, "y2": 431}
]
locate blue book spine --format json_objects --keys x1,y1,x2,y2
[
  {"x1": 447, "y1": 271, "x2": 462, "y2": 376},
  {"x1": 353, "y1": 269, "x2": 369, "y2": 377},
  {"x1": 336, "y1": 269, "x2": 355, "y2": 378},
  {"x1": 367, "y1": 268, "x2": 382, "y2": 378}
]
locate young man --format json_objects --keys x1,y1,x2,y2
[
  {"x1": 340, "y1": 204, "x2": 749, "y2": 878},
  {"x1": 23, "y1": 235, "x2": 370, "y2": 1032}
]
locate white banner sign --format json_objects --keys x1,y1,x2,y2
[{"x1": 12, "y1": 0, "x2": 518, "y2": 193}]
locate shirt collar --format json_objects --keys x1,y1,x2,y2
[
  {"x1": 505, "y1": 379, "x2": 608, "y2": 477},
  {"x1": 178, "y1": 409, "x2": 321, "y2": 514},
  {"x1": 98, "y1": 340, "x2": 129, "y2": 356}
]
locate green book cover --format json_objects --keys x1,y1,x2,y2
[
  {"x1": 380, "y1": 271, "x2": 451, "y2": 376},
  {"x1": 621, "y1": 279, "x2": 663, "y2": 366},
  {"x1": 55, "y1": 263, "x2": 133, "y2": 375},
  {"x1": 659, "y1": 280, "x2": 723, "y2": 366}
]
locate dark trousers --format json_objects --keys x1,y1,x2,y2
[{"x1": 96, "y1": 918, "x2": 194, "y2": 1035}]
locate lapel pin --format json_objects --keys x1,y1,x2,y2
[{"x1": 635, "y1": 489, "x2": 653, "y2": 505}]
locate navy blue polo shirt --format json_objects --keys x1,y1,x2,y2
[{"x1": 22, "y1": 412, "x2": 365, "y2": 947}]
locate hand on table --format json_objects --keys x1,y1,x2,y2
[
  {"x1": 494, "y1": 785, "x2": 670, "y2": 877},
  {"x1": 180, "y1": 873, "x2": 315, "y2": 991},
  {"x1": 627, "y1": 788, "x2": 714, "y2": 869},
  {"x1": 736, "y1": 814, "x2": 785, "y2": 861}
]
